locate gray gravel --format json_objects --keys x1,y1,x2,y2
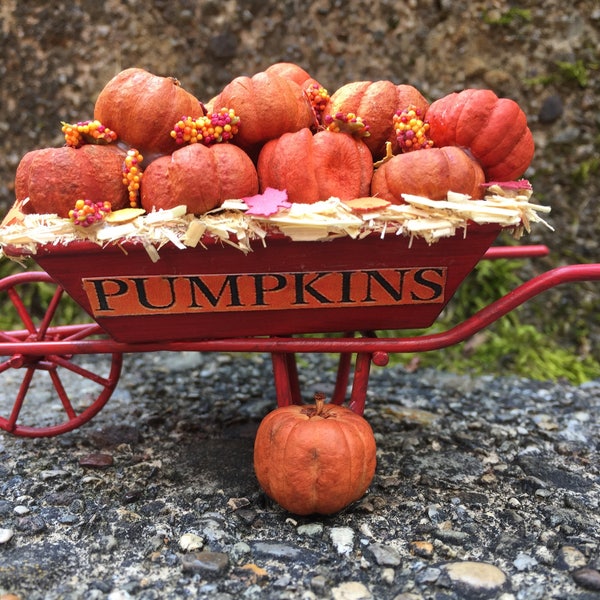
[{"x1": 1, "y1": 350, "x2": 599, "y2": 599}]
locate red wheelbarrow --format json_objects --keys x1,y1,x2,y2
[{"x1": 1, "y1": 220, "x2": 599, "y2": 437}]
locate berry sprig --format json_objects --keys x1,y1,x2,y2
[
  {"x1": 304, "y1": 83, "x2": 330, "y2": 125},
  {"x1": 324, "y1": 112, "x2": 370, "y2": 138},
  {"x1": 68, "y1": 199, "x2": 112, "y2": 226},
  {"x1": 61, "y1": 120, "x2": 118, "y2": 148},
  {"x1": 170, "y1": 108, "x2": 240, "y2": 146},
  {"x1": 122, "y1": 149, "x2": 143, "y2": 208},
  {"x1": 393, "y1": 105, "x2": 433, "y2": 152}
]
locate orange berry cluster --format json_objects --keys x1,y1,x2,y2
[
  {"x1": 324, "y1": 112, "x2": 370, "y2": 138},
  {"x1": 393, "y1": 105, "x2": 433, "y2": 152},
  {"x1": 170, "y1": 108, "x2": 240, "y2": 146},
  {"x1": 68, "y1": 199, "x2": 112, "y2": 226},
  {"x1": 62, "y1": 120, "x2": 118, "y2": 148},
  {"x1": 122, "y1": 149, "x2": 143, "y2": 208},
  {"x1": 304, "y1": 83, "x2": 330, "y2": 124}
]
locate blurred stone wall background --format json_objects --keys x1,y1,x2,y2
[{"x1": 1, "y1": 1, "x2": 599, "y2": 361}]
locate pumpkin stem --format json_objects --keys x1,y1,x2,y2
[{"x1": 314, "y1": 392, "x2": 326, "y2": 416}]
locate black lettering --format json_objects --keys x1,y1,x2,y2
[
  {"x1": 91, "y1": 278, "x2": 129, "y2": 312},
  {"x1": 132, "y1": 277, "x2": 177, "y2": 310},
  {"x1": 411, "y1": 268, "x2": 445, "y2": 301},
  {"x1": 293, "y1": 272, "x2": 334, "y2": 305},
  {"x1": 363, "y1": 270, "x2": 408, "y2": 302},
  {"x1": 188, "y1": 275, "x2": 242, "y2": 308},
  {"x1": 340, "y1": 271, "x2": 356, "y2": 304},
  {"x1": 252, "y1": 273, "x2": 287, "y2": 306}
]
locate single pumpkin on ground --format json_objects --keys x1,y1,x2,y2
[
  {"x1": 140, "y1": 142, "x2": 258, "y2": 215},
  {"x1": 257, "y1": 128, "x2": 373, "y2": 203},
  {"x1": 254, "y1": 393, "x2": 377, "y2": 516},
  {"x1": 210, "y1": 71, "x2": 315, "y2": 154},
  {"x1": 15, "y1": 145, "x2": 130, "y2": 218},
  {"x1": 324, "y1": 80, "x2": 430, "y2": 160},
  {"x1": 426, "y1": 88, "x2": 534, "y2": 182},
  {"x1": 94, "y1": 67, "x2": 204, "y2": 160},
  {"x1": 370, "y1": 146, "x2": 485, "y2": 202}
]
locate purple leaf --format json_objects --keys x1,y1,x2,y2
[{"x1": 243, "y1": 188, "x2": 292, "y2": 216}]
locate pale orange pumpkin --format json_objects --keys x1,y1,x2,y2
[
  {"x1": 210, "y1": 71, "x2": 316, "y2": 154},
  {"x1": 371, "y1": 146, "x2": 485, "y2": 202},
  {"x1": 257, "y1": 128, "x2": 373, "y2": 203},
  {"x1": 94, "y1": 67, "x2": 204, "y2": 160},
  {"x1": 253, "y1": 393, "x2": 377, "y2": 515},
  {"x1": 426, "y1": 88, "x2": 534, "y2": 181},
  {"x1": 324, "y1": 80, "x2": 430, "y2": 160},
  {"x1": 15, "y1": 145, "x2": 131, "y2": 217},
  {"x1": 140, "y1": 142, "x2": 258, "y2": 215}
]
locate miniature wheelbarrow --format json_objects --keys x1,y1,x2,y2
[{"x1": 1, "y1": 216, "x2": 599, "y2": 439}]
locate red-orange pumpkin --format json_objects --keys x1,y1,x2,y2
[
  {"x1": 94, "y1": 68, "x2": 204, "y2": 160},
  {"x1": 426, "y1": 88, "x2": 534, "y2": 181},
  {"x1": 15, "y1": 145, "x2": 130, "y2": 217},
  {"x1": 324, "y1": 80, "x2": 430, "y2": 160},
  {"x1": 257, "y1": 128, "x2": 373, "y2": 203},
  {"x1": 140, "y1": 142, "x2": 258, "y2": 215},
  {"x1": 210, "y1": 71, "x2": 315, "y2": 153},
  {"x1": 253, "y1": 394, "x2": 377, "y2": 515},
  {"x1": 265, "y1": 62, "x2": 318, "y2": 89},
  {"x1": 371, "y1": 146, "x2": 485, "y2": 202}
]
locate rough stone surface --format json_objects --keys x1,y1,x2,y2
[
  {"x1": 1, "y1": 1, "x2": 599, "y2": 359},
  {"x1": 0, "y1": 351, "x2": 598, "y2": 599}
]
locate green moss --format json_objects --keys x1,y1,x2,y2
[{"x1": 483, "y1": 8, "x2": 532, "y2": 26}]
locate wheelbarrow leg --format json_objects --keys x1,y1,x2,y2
[{"x1": 271, "y1": 352, "x2": 302, "y2": 407}]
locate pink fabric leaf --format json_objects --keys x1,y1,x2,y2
[{"x1": 243, "y1": 187, "x2": 292, "y2": 216}]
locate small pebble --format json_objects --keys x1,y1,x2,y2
[
  {"x1": 443, "y1": 561, "x2": 507, "y2": 592},
  {"x1": 330, "y1": 527, "x2": 355, "y2": 555},
  {"x1": 331, "y1": 581, "x2": 372, "y2": 600},
  {"x1": 179, "y1": 532, "x2": 204, "y2": 551},
  {"x1": 79, "y1": 453, "x2": 114, "y2": 468},
  {"x1": 557, "y1": 545, "x2": 587, "y2": 571},
  {"x1": 0, "y1": 528, "x2": 14, "y2": 544},
  {"x1": 181, "y1": 551, "x2": 229, "y2": 577},
  {"x1": 572, "y1": 567, "x2": 600, "y2": 591}
]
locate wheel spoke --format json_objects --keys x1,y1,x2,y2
[
  {"x1": 48, "y1": 368, "x2": 78, "y2": 420},
  {"x1": 7, "y1": 287, "x2": 37, "y2": 334},
  {"x1": 36, "y1": 286, "x2": 65, "y2": 339},
  {"x1": 7, "y1": 366, "x2": 35, "y2": 432},
  {"x1": 48, "y1": 354, "x2": 113, "y2": 387}
]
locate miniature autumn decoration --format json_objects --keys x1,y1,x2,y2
[
  {"x1": 371, "y1": 146, "x2": 486, "y2": 201},
  {"x1": 426, "y1": 88, "x2": 534, "y2": 181},
  {"x1": 210, "y1": 71, "x2": 315, "y2": 154},
  {"x1": 253, "y1": 393, "x2": 377, "y2": 515},
  {"x1": 14, "y1": 145, "x2": 131, "y2": 218},
  {"x1": 257, "y1": 128, "x2": 373, "y2": 203},
  {"x1": 324, "y1": 81, "x2": 430, "y2": 160},
  {"x1": 94, "y1": 67, "x2": 204, "y2": 159},
  {"x1": 140, "y1": 142, "x2": 258, "y2": 215}
]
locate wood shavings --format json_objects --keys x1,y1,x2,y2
[{"x1": 0, "y1": 187, "x2": 552, "y2": 261}]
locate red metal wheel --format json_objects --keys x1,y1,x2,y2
[{"x1": 0, "y1": 271, "x2": 122, "y2": 437}]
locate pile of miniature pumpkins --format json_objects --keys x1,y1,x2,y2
[{"x1": 14, "y1": 63, "x2": 534, "y2": 225}]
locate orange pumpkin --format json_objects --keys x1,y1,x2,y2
[
  {"x1": 140, "y1": 142, "x2": 258, "y2": 215},
  {"x1": 371, "y1": 146, "x2": 485, "y2": 202},
  {"x1": 253, "y1": 393, "x2": 377, "y2": 515},
  {"x1": 426, "y1": 88, "x2": 534, "y2": 181},
  {"x1": 324, "y1": 80, "x2": 429, "y2": 160},
  {"x1": 210, "y1": 71, "x2": 315, "y2": 154},
  {"x1": 94, "y1": 68, "x2": 204, "y2": 160},
  {"x1": 257, "y1": 128, "x2": 373, "y2": 203},
  {"x1": 265, "y1": 62, "x2": 318, "y2": 89},
  {"x1": 15, "y1": 145, "x2": 130, "y2": 217}
]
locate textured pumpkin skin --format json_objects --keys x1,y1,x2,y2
[
  {"x1": 140, "y1": 142, "x2": 258, "y2": 214},
  {"x1": 426, "y1": 88, "x2": 534, "y2": 181},
  {"x1": 257, "y1": 128, "x2": 373, "y2": 203},
  {"x1": 15, "y1": 145, "x2": 130, "y2": 217},
  {"x1": 94, "y1": 68, "x2": 204, "y2": 159},
  {"x1": 253, "y1": 401, "x2": 377, "y2": 515},
  {"x1": 265, "y1": 62, "x2": 317, "y2": 89},
  {"x1": 371, "y1": 146, "x2": 485, "y2": 202},
  {"x1": 211, "y1": 71, "x2": 315, "y2": 153},
  {"x1": 324, "y1": 80, "x2": 429, "y2": 160}
]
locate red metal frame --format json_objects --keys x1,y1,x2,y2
[{"x1": 1, "y1": 252, "x2": 599, "y2": 436}]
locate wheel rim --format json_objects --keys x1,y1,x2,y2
[{"x1": 0, "y1": 271, "x2": 122, "y2": 437}]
